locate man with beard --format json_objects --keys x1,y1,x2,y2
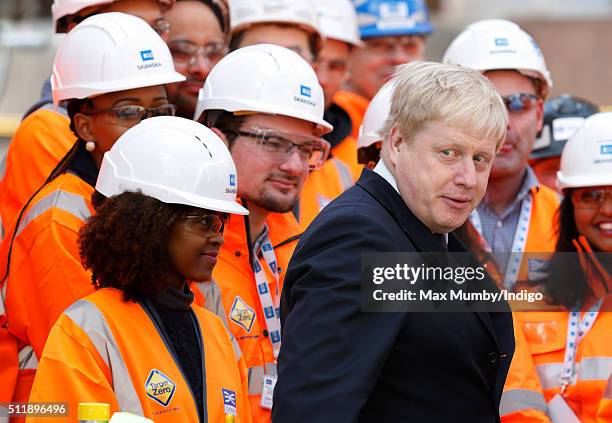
[
  {"x1": 165, "y1": 0, "x2": 229, "y2": 118},
  {"x1": 194, "y1": 43, "x2": 332, "y2": 423}
]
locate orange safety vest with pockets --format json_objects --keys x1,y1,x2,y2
[
  {"x1": 0, "y1": 109, "x2": 75, "y2": 237},
  {"x1": 298, "y1": 158, "x2": 354, "y2": 228},
  {"x1": 212, "y1": 211, "x2": 301, "y2": 423},
  {"x1": 503, "y1": 296, "x2": 612, "y2": 423},
  {"x1": 27, "y1": 288, "x2": 252, "y2": 422},
  {"x1": 333, "y1": 91, "x2": 369, "y2": 141},
  {"x1": 468, "y1": 185, "x2": 560, "y2": 292}
]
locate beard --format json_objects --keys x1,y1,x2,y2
[{"x1": 242, "y1": 187, "x2": 299, "y2": 213}]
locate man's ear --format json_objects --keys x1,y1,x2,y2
[
  {"x1": 211, "y1": 127, "x2": 230, "y2": 148},
  {"x1": 73, "y1": 113, "x2": 95, "y2": 142},
  {"x1": 387, "y1": 125, "x2": 403, "y2": 168}
]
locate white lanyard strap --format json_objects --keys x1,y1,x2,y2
[
  {"x1": 252, "y1": 229, "x2": 282, "y2": 359},
  {"x1": 560, "y1": 300, "x2": 602, "y2": 393},
  {"x1": 469, "y1": 194, "x2": 532, "y2": 288}
]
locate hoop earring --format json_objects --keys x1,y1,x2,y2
[{"x1": 85, "y1": 141, "x2": 96, "y2": 152}]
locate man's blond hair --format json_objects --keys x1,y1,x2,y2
[{"x1": 381, "y1": 61, "x2": 507, "y2": 149}]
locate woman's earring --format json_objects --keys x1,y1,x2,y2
[{"x1": 85, "y1": 141, "x2": 96, "y2": 152}]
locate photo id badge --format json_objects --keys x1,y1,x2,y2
[{"x1": 260, "y1": 375, "x2": 278, "y2": 410}]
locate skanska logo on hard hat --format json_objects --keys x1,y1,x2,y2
[
  {"x1": 300, "y1": 85, "x2": 312, "y2": 98},
  {"x1": 494, "y1": 38, "x2": 509, "y2": 47},
  {"x1": 601, "y1": 144, "x2": 612, "y2": 155},
  {"x1": 229, "y1": 174, "x2": 236, "y2": 187},
  {"x1": 140, "y1": 50, "x2": 154, "y2": 62}
]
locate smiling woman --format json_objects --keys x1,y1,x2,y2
[{"x1": 27, "y1": 117, "x2": 251, "y2": 422}]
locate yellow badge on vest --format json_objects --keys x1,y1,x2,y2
[
  {"x1": 229, "y1": 296, "x2": 256, "y2": 332},
  {"x1": 145, "y1": 369, "x2": 176, "y2": 407}
]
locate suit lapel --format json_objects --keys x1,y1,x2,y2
[{"x1": 356, "y1": 169, "x2": 448, "y2": 253}]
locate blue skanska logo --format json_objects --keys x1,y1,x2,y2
[
  {"x1": 229, "y1": 174, "x2": 236, "y2": 186},
  {"x1": 601, "y1": 144, "x2": 612, "y2": 155},
  {"x1": 494, "y1": 38, "x2": 508, "y2": 47},
  {"x1": 140, "y1": 50, "x2": 154, "y2": 61},
  {"x1": 300, "y1": 85, "x2": 312, "y2": 98}
]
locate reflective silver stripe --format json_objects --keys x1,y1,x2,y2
[
  {"x1": 16, "y1": 189, "x2": 91, "y2": 238},
  {"x1": 17, "y1": 345, "x2": 38, "y2": 370},
  {"x1": 248, "y1": 363, "x2": 277, "y2": 395},
  {"x1": 500, "y1": 389, "x2": 548, "y2": 416},
  {"x1": 65, "y1": 300, "x2": 143, "y2": 415},
  {"x1": 332, "y1": 158, "x2": 353, "y2": 190},
  {"x1": 537, "y1": 357, "x2": 612, "y2": 390},
  {"x1": 195, "y1": 280, "x2": 242, "y2": 360}
]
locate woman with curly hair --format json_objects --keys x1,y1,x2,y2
[
  {"x1": 0, "y1": 12, "x2": 185, "y2": 405},
  {"x1": 28, "y1": 117, "x2": 252, "y2": 422},
  {"x1": 501, "y1": 113, "x2": 612, "y2": 423}
]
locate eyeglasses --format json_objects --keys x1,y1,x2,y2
[
  {"x1": 230, "y1": 127, "x2": 330, "y2": 170},
  {"x1": 87, "y1": 104, "x2": 177, "y2": 127},
  {"x1": 313, "y1": 58, "x2": 348, "y2": 80},
  {"x1": 502, "y1": 93, "x2": 539, "y2": 113},
  {"x1": 151, "y1": 18, "x2": 171, "y2": 38},
  {"x1": 364, "y1": 35, "x2": 425, "y2": 57},
  {"x1": 169, "y1": 40, "x2": 228, "y2": 68},
  {"x1": 572, "y1": 187, "x2": 612, "y2": 209},
  {"x1": 181, "y1": 213, "x2": 229, "y2": 238}
]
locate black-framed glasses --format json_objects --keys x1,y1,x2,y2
[
  {"x1": 87, "y1": 104, "x2": 177, "y2": 127},
  {"x1": 572, "y1": 187, "x2": 612, "y2": 209},
  {"x1": 230, "y1": 127, "x2": 330, "y2": 170},
  {"x1": 502, "y1": 93, "x2": 539, "y2": 113},
  {"x1": 168, "y1": 40, "x2": 228, "y2": 68},
  {"x1": 181, "y1": 213, "x2": 229, "y2": 238}
]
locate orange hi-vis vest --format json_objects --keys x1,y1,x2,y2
[
  {"x1": 501, "y1": 313, "x2": 555, "y2": 423},
  {"x1": 28, "y1": 288, "x2": 252, "y2": 422},
  {"x1": 333, "y1": 91, "x2": 369, "y2": 141},
  {"x1": 503, "y1": 296, "x2": 612, "y2": 423},
  {"x1": 0, "y1": 108, "x2": 75, "y2": 237},
  {"x1": 212, "y1": 211, "x2": 301, "y2": 423},
  {"x1": 468, "y1": 184, "x2": 560, "y2": 293},
  {"x1": 298, "y1": 158, "x2": 354, "y2": 228},
  {"x1": 0, "y1": 172, "x2": 94, "y2": 410}
]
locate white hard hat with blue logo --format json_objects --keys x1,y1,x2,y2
[
  {"x1": 194, "y1": 43, "x2": 332, "y2": 135},
  {"x1": 51, "y1": 12, "x2": 185, "y2": 106},
  {"x1": 97, "y1": 116, "x2": 249, "y2": 215},
  {"x1": 353, "y1": 0, "x2": 433, "y2": 39}
]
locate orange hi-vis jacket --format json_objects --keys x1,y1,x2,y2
[
  {"x1": 298, "y1": 157, "x2": 354, "y2": 228},
  {"x1": 468, "y1": 184, "x2": 560, "y2": 293},
  {"x1": 0, "y1": 172, "x2": 94, "y2": 409},
  {"x1": 0, "y1": 108, "x2": 75, "y2": 237},
  {"x1": 501, "y1": 314, "x2": 555, "y2": 423},
  {"x1": 28, "y1": 288, "x2": 252, "y2": 422},
  {"x1": 502, "y1": 296, "x2": 612, "y2": 423},
  {"x1": 332, "y1": 92, "x2": 368, "y2": 181},
  {"x1": 333, "y1": 90, "x2": 369, "y2": 141},
  {"x1": 212, "y1": 211, "x2": 301, "y2": 423}
]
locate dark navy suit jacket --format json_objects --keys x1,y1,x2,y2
[{"x1": 272, "y1": 168, "x2": 515, "y2": 422}]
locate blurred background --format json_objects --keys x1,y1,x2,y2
[{"x1": 0, "y1": 0, "x2": 610, "y2": 151}]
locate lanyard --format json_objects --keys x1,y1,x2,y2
[
  {"x1": 560, "y1": 300, "x2": 602, "y2": 394},
  {"x1": 252, "y1": 228, "x2": 282, "y2": 359},
  {"x1": 470, "y1": 193, "x2": 533, "y2": 288}
]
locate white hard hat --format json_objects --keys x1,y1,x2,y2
[
  {"x1": 51, "y1": 12, "x2": 185, "y2": 106},
  {"x1": 316, "y1": 0, "x2": 362, "y2": 47},
  {"x1": 442, "y1": 19, "x2": 552, "y2": 97},
  {"x1": 358, "y1": 80, "x2": 394, "y2": 149},
  {"x1": 97, "y1": 116, "x2": 249, "y2": 215},
  {"x1": 229, "y1": 0, "x2": 321, "y2": 42},
  {"x1": 557, "y1": 112, "x2": 612, "y2": 191},
  {"x1": 195, "y1": 43, "x2": 332, "y2": 135}
]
